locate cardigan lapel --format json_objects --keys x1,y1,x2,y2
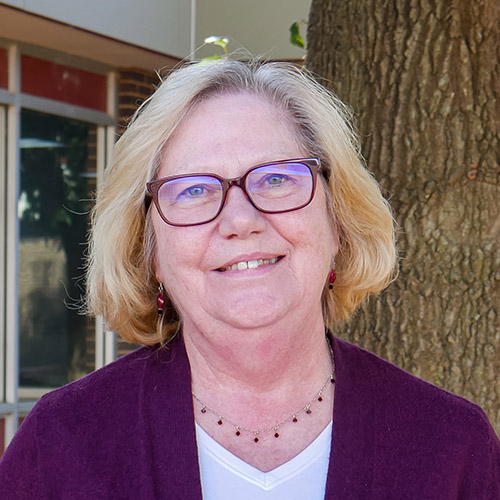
[
  {"x1": 140, "y1": 335, "x2": 203, "y2": 500},
  {"x1": 138, "y1": 334, "x2": 376, "y2": 499},
  {"x1": 324, "y1": 337, "x2": 375, "y2": 499}
]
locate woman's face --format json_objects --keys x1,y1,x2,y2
[{"x1": 153, "y1": 92, "x2": 337, "y2": 331}]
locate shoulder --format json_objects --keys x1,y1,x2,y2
[
  {"x1": 0, "y1": 336, "x2": 195, "y2": 498},
  {"x1": 0, "y1": 348, "x2": 156, "y2": 498},
  {"x1": 29, "y1": 337, "x2": 188, "y2": 428},
  {"x1": 333, "y1": 336, "x2": 485, "y2": 421},
  {"x1": 334, "y1": 338, "x2": 500, "y2": 499},
  {"x1": 332, "y1": 336, "x2": 498, "y2": 445},
  {"x1": 335, "y1": 338, "x2": 500, "y2": 464},
  {"x1": 35, "y1": 346, "x2": 154, "y2": 415}
]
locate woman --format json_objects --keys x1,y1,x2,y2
[{"x1": 1, "y1": 59, "x2": 498, "y2": 499}]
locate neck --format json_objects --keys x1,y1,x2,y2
[{"x1": 183, "y1": 311, "x2": 333, "y2": 430}]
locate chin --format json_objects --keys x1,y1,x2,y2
[{"x1": 210, "y1": 294, "x2": 293, "y2": 330}]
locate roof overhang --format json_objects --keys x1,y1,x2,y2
[{"x1": 0, "y1": 4, "x2": 180, "y2": 71}]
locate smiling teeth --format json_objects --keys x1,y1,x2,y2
[{"x1": 222, "y1": 257, "x2": 279, "y2": 272}]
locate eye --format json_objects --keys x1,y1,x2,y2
[
  {"x1": 175, "y1": 182, "x2": 220, "y2": 203},
  {"x1": 265, "y1": 174, "x2": 286, "y2": 186},
  {"x1": 185, "y1": 185, "x2": 205, "y2": 197}
]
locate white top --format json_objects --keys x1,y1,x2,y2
[{"x1": 196, "y1": 422, "x2": 332, "y2": 500}]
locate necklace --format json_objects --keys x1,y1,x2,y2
[{"x1": 192, "y1": 338, "x2": 336, "y2": 443}]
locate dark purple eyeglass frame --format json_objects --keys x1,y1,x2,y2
[{"x1": 144, "y1": 157, "x2": 321, "y2": 227}]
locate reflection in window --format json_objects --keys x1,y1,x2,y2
[{"x1": 19, "y1": 109, "x2": 97, "y2": 389}]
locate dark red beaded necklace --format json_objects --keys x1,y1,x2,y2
[{"x1": 192, "y1": 339, "x2": 335, "y2": 443}]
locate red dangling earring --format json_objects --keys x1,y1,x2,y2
[
  {"x1": 157, "y1": 283, "x2": 165, "y2": 316},
  {"x1": 328, "y1": 270, "x2": 336, "y2": 290}
]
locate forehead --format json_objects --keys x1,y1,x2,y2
[{"x1": 158, "y1": 92, "x2": 305, "y2": 178}]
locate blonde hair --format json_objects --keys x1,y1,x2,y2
[{"x1": 86, "y1": 59, "x2": 396, "y2": 345}]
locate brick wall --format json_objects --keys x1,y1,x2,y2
[{"x1": 117, "y1": 68, "x2": 160, "y2": 134}]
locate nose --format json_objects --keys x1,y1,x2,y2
[{"x1": 217, "y1": 186, "x2": 266, "y2": 239}]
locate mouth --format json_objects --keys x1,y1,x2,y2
[{"x1": 216, "y1": 255, "x2": 284, "y2": 272}]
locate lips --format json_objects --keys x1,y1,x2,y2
[{"x1": 216, "y1": 255, "x2": 284, "y2": 272}]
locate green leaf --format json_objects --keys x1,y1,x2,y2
[
  {"x1": 204, "y1": 36, "x2": 229, "y2": 52},
  {"x1": 289, "y1": 21, "x2": 305, "y2": 48},
  {"x1": 213, "y1": 39, "x2": 228, "y2": 50},
  {"x1": 199, "y1": 54, "x2": 222, "y2": 64}
]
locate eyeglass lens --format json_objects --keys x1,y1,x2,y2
[{"x1": 155, "y1": 161, "x2": 314, "y2": 225}]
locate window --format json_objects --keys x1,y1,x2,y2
[
  {"x1": 0, "y1": 44, "x2": 116, "y2": 452},
  {"x1": 19, "y1": 110, "x2": 97, "y2": 389}
]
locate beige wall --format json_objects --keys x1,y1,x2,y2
[
  {"x1": 195, "y1": 0, "x2": 309, "y2": 60},
  {"x1": 1, "y1": 0, "x2": 193, "y2": 58},
  {"x1": 1, "y1": 0, "x2": 310, "y2": 61}
]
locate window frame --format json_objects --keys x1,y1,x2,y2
[{"x1": 0, "y1": 41, "x2": 118, "y2": 452}]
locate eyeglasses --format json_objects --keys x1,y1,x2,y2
[{"x1": 144, "y1": 158, "x2": 321, "y2": 227}]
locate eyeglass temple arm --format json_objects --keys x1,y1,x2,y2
[{"x1": 143, "y1": 193, "x2": 153, "y2": 216}]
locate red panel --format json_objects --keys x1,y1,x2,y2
[
  {"x1": 21, "y1": 55, "x2": 106, "y2": 111},
  {"x1": 0, "y1": 49, "x2": 7, "y2": 89}
]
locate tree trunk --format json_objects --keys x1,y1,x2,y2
[{"x1": 307, "y1": 0, "x2": 500, "y2": 435}]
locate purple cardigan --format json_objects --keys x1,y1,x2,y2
[{"x1": 1, "y1": 335, "x2": 499, "y2": 499}]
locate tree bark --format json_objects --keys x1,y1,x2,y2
[{"x1": 307, "y1": 0, "x2": 500, "y2": 434}]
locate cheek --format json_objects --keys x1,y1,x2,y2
[
  {"x1": 154, "y1": 233, "x2": 188, "y2": 282},
  {"x1": 152, "y1": 216, "x2": 208, "y2": 283},
  {"x1": 275, "y1": 210, "x2": 336, "y2": 287},
  {"x1": 154, "y1": 233, "x2": 172, "y2": 282},
  {"x1": 303, "y1": 222, "x2": 335, "y2": 267},
  {"x1": 152, "y1": 215, "x2": 179, "y2": 282},
  {"x1": 314, "y1": 188, "x2": 338, "y2": 260},
  {"x1": 291, "y1": 192, "x2": 337, "y2": 262}
]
